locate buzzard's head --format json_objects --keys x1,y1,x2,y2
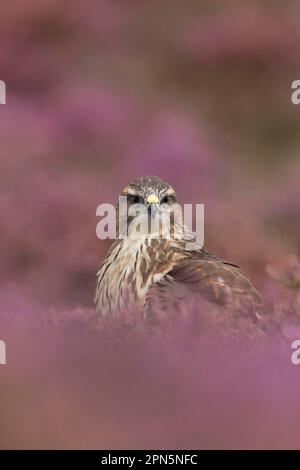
[{"x1": 118, "y1": 176, "x2": 181, "y2": 239}]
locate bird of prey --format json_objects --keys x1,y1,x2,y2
[{"x1": 95, "y1": 176, "x2": 264, "y2": 327}]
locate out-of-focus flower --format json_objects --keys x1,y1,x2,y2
[{"x1": 267, "y1": 255, "x2": 300, "y2": 291}]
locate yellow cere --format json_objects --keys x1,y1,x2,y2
[{"x1": 146, "y1": 194, "x2": 159, "y2": 205}]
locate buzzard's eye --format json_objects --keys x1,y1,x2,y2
[
  {"x1": 160, "y1": 195, "x2": 173, "y2": 204},
  {"x1": 128, "y1": 195, "x2": 143, "y2": 205}
]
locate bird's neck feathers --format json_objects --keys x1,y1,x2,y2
[{"x1": 95, "y1": 235, "x2": 185, "y2": 317}]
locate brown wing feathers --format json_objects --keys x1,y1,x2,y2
[{"x1": 146, "y1": 255, "x2": 264, "y2": 324}]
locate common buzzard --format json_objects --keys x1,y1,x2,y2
[{"x1": 95, "y1": 176, "x2": 264, "y2": 327}]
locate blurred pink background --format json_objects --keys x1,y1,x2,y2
[{"x1": 1, "y1": 0, "x2": 300, "y2": 449}]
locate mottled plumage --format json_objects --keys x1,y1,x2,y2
[{"x1": 95, "y1": 176, "x2": 264, "y2": 326}]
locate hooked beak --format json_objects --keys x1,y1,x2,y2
[{"x1": 146, "y1": 194, "x2": 160, "y2": 216}]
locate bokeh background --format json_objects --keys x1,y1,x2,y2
[{"x1": 1, "y1": 0, "x2": 300, "y2": 449}]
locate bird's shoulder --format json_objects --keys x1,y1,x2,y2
[{"x1": 145, "y1": 247, "x2": 264, "y2": 329}]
